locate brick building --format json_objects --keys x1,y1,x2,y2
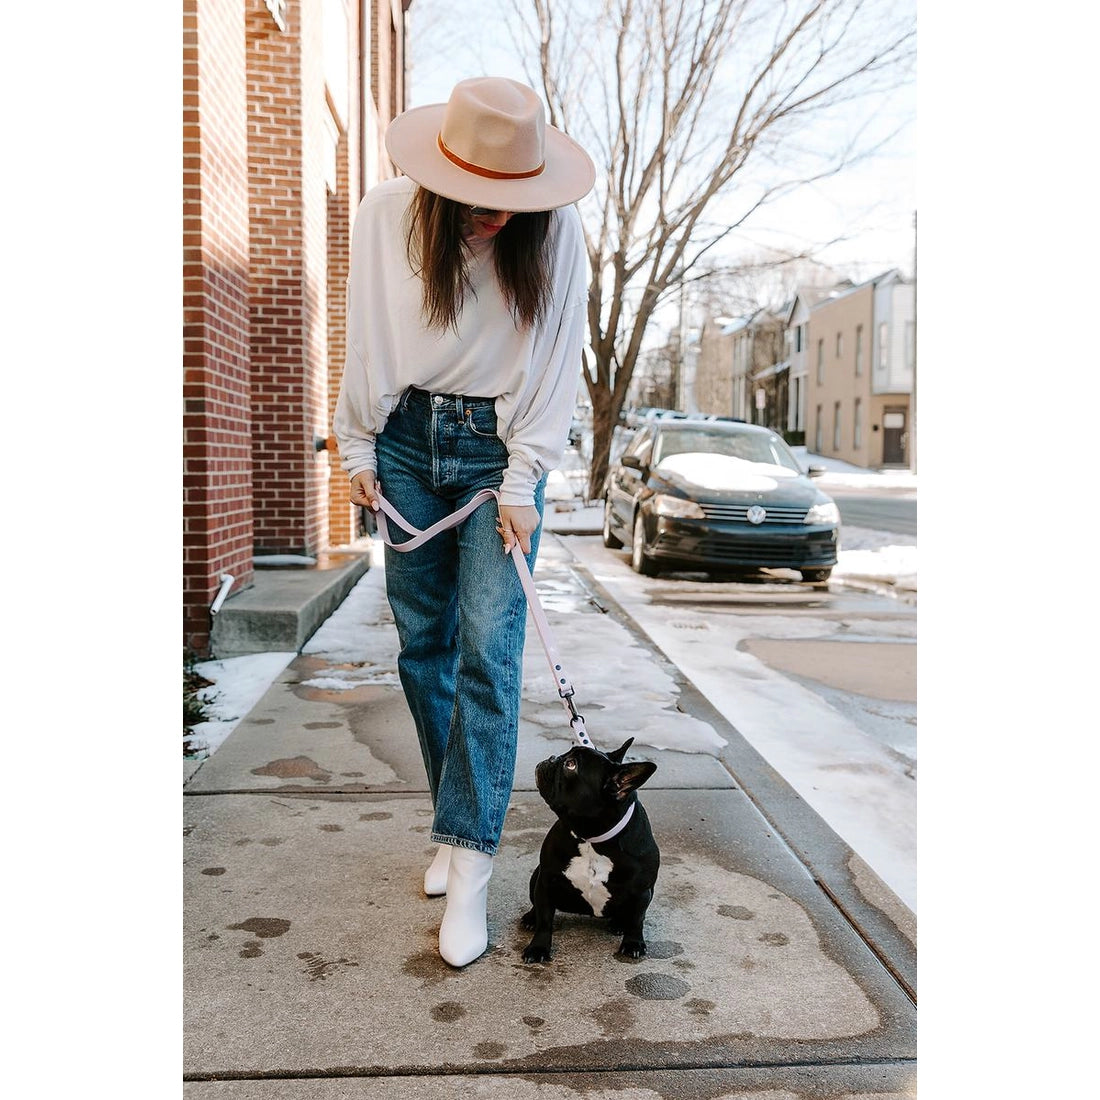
[{"x1": 183, "y1": 0, "x2": 412, "y2": 656}]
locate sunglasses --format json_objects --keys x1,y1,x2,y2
[{"x1": 468, "y1": 205, "x2": 504, "y2": 217}]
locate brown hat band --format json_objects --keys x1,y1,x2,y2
[{"x1": 437, "y1": 134, "x2": 545, "y2": 181}]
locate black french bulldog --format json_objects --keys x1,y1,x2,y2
[{"x1": 521, "y1": 737, "x2": 659, "y2": 963}]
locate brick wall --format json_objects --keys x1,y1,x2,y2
[
  {"x1": 183, "y1": 0, "x2": 255, "y2": 654},
  {"x1": 184, "y1": 0, "x2": 406, "y2": 654},
  {"x1": 246, "y1": 0, "x2": 328, "y2": 555}
]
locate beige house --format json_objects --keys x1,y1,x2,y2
[{"x1": 806, "y1": 270, "x2": 914, "y2": 468}]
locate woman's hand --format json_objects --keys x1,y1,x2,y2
[
  {"x1": 496, "y1": 504, "x2": 540, "y2": 555},
  {"x1": 350, "y1": 470, "x2": 380, "y2": 510}
]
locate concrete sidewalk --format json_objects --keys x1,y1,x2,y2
[{"x1": 183, "y1": 534, "x2": 916, "y2": 1097}]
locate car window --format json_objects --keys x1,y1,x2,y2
[{"x1": 654, "y1": 429, "x2": 801, "y2": 473}]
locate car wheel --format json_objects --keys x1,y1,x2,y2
[
  {"x1": 801, "y1": 567, "x2": 832, "y2": 585},
  {"x1": 602, "y1": 496, "x2": 624, "y2": 549},
  {"x1": 631, "y1": 511, "x2": 659, "y2": 576}
]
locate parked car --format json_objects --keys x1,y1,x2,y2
[{"x1": 601, "y1": 420, "x2": 839, "y2": 582}]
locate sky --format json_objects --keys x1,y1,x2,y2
[{"x1": 404, "y1": 0, "x2": 917, "y2": 282}]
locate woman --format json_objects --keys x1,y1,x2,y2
[{"x1": 333, "y1": 77, "x2": 594, "y2": 967}]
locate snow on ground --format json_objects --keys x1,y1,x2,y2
[
  {"x1": 790, "y1": 445, "x2": 917, "y2": 490},
  {"x1": 186, "y1": 650, "x2": 296, "y2": 758}
]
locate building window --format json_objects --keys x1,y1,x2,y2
[
  {"x1": 855, "y1": 324, "x2": 864, "y2": 376},
  {"x1": 795, "y1": 325, "x2": 804, "y2": 353},
  {"x1": 905, "y1": 320, "x2": 915, "y2": 369},
  {"x1": 836, "y1": 331, "x2": 842, "y2": 358},
  {"x1": 878, "y1": 321, "x2": 888, "y2": 370},
  {"x1": 817, "y1": 338, "x2": 824, "y2": 384},
  {"x1": 815, "y1": 404, "x2": 822, "y2": 452},
  {"x1": 854, "y1": 397, "x2": 862, "y2": 449},
  {"x1": 833, "y1": 401, "x2": 841, "y2": 451},
  {"x1": 794, "y1": 376, "x2": 803, "y2": 431}
]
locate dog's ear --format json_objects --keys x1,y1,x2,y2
[
  {"x1": 607, "y1": 738, "x2": 635, "y2": 764},
  {"x1": 606, "y1": 760, "x2": 657, "y2": 800}
]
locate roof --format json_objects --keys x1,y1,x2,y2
[{"x1": 785, "y1": 286, "x2": 836, "y2": 322}]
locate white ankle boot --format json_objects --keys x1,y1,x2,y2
[
  {"x1": 438, "y1": 847, "x2": 493, "y2": 967},
  {"x1": 423, "y1": 844, "x2": 451, "y2": 896}
]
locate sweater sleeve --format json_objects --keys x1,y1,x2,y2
[
  {"x1": 498, "y1": 205, "x2": 589, "y2": 508},
  {"x1": 333, "y1": 190, "x2": 399, "y2": 481}
]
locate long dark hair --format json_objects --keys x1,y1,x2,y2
[{"x1": 405, "y1": 186, "x2": 553, "y2": 332}]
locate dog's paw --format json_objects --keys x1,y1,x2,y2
[
  {"x1": 617, "y1": 938, "x2": 647, "y2": 959},
  {"x1": 522, "y1": 941, "x2": 553, "y2": 964},
  {"x1": 519, "y1": 908, "x2": 537, "y2": 931}
]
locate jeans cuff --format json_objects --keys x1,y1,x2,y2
[{"x1": 431, "y1": 832, "x2": 497, "y2": 857}]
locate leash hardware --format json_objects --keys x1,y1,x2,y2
[
  {"x1": 559, "y1": 687, "x2": 594, "y2": 748},
  {"x1": 559, "y1": 686, "x2": 582, "y2": 722}
]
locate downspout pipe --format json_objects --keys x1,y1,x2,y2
[{"x1": 210, "y1": 574, "x2": 234, "y2": 617}]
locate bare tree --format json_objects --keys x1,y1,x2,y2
[{"x1": 507, "y1": 0, "x2": 914, "y2": 498}]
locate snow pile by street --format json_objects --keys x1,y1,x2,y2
[{"x1": 836, "y1": 526, "x2": 916, "y2": 587}]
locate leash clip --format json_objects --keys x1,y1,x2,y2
[
  {"x1": 559, "y1": 688, "x2": 593, "y2": 748},
  {"x1": 560, "y1": 687, "x2": 585, "y2": 725}
]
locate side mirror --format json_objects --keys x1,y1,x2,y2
[
  {"x1": 806, "y1": 465, "x2": 826, "y2": 478},
  {"x1": 622, "y1": 454, "x2": 645, "y2": 472}
]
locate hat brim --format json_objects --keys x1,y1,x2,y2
[{"x1": 384, "y1": 103, "x2": 596, "y2": 213}]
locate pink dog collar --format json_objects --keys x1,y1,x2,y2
[{"x1": 578, "y1": 801, "x2": 635, "y2": 845}]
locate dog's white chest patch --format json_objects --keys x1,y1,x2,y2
[{"x1": 565, "y1": 842, "x2": 614, "y2": 916}]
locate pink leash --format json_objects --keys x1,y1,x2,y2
[{"x1": 369, "y1": 488, "x2": 595, "y2": 750}]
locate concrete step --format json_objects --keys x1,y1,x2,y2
[{"x1": 209, "y1": 543, "x2": 373, "y2": 657}]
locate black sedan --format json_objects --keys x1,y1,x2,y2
[{"x1": 602, "y1": 419, "x2": 840, "y2": 582}]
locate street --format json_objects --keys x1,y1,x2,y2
[{"x1": 833, "y1": 491, "x2": 917, "y2": 536}]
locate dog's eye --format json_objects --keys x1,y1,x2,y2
[{"x1": 564, "y1": 757, "x2": 577, "y2": 771}]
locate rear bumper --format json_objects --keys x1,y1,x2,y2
[{"x1": 648, "y1": 516, "x2": 838, "y2": 570}]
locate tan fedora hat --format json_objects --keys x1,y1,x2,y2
[{"x1": 384, "y1": 76, "x2": 596, "y2": 212}]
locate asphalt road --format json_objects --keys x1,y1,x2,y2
[{"x1": 832, "y1": 493, "x2": 917, "y2": 535}]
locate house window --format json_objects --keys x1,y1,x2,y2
[
  {"x1": 905, "y1": 320, "x2": 915, "y2": 369},
  {"x1": 836, "y1": 331, "x2": 843, "y2": 358},
  {"x1": 878, "y1": 321, "x2": 888, "y2": 370},
  {"x1": 795, "y1": 325, "x2": 804, "y2": 353},
  {"x1": 815, "y1": 404, "x2": 823, "y2": 452},
  {"x1": 833, "y1": 401, "x2": 841, "y2": 451},
  {"x1": 855, "y1": 324, "x2": 864, "y2": 376},
  {"x1": 816, "y1": 338, "x2": 824, "y2": 384},
  {"x1": 854, "y1": 398, "x2": 862, "y2": 449}
]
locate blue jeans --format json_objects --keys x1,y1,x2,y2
[{"x1": 376, "y1": 386, "x2": 545, "y2": 856}]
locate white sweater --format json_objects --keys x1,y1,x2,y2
[{"x1": 333, "y1": 175, "x2": 588, "y2": 507}]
